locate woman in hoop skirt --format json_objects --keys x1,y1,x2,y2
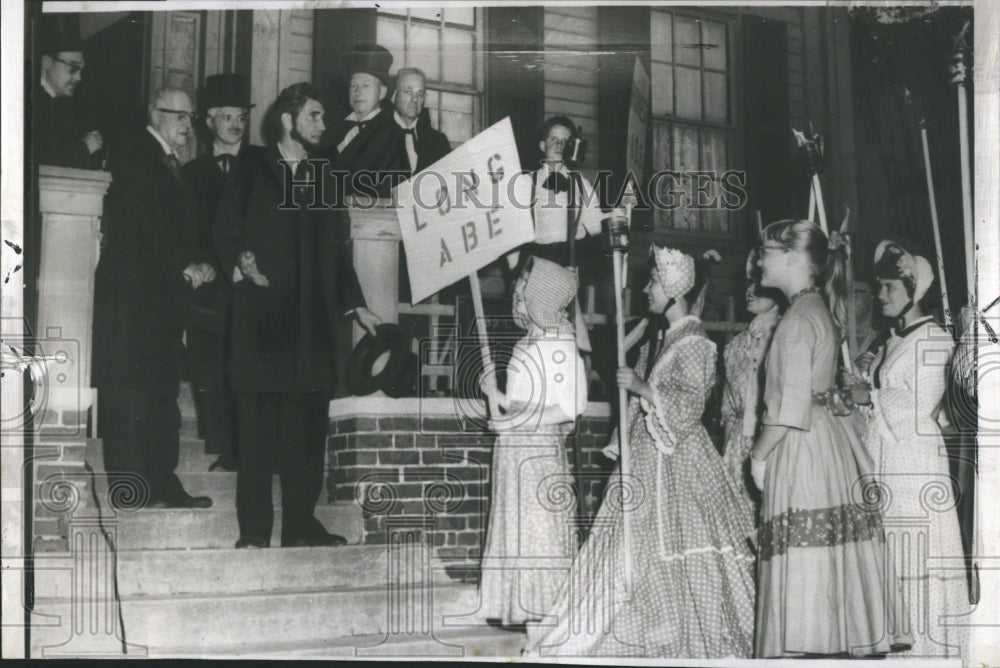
[{"x1": 524, "y1": 245, "x2": 756, "y2": 658}]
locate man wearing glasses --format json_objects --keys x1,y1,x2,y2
[
  {"x1": 92, "y1": 87, "x2": 215, "y2": 510},
  {"x1": 34, "y1": 15, "x2": 103, "y2": 169},
  {"x1": 182, "y1": 74, "x2": 257, "y2": 473},
  {"x1": 391, "y1": 67, "x2": 451, "y2": 179}
]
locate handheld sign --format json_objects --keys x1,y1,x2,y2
[
  {"x1": 396, "y1": 117, "x2": 534, "y2": 417},
  {"x1": 396, "y1": 117, "x2": 534, "y2": 305}
]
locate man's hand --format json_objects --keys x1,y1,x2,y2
[
  {"x1": 183, "y1": 262, "x2": 206, "y2": 289},
  {"x1": 83, "y1": 130, "x2": 103, "y2": 155},
  {"x1": 197, "y1": 263, "x2": 216, "y2": 285},
  {"x1": 354, "y1": 307, "x2": 382, "y2": 336},
  {"x1": 238, "y1": 251, "x2": 269, "y2": 287},
  {"x1": 855, "y1": 351, "x2": 876, "y2": 376}
]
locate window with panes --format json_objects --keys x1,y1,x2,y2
[
  {"x1": 377, "y1": 7, "x2": 484, "y2": 147},
  {"x1": 650, "y1": 10, "x2": 736, "y2": 235}
]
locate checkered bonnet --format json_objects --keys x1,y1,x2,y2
[
  {"x1": 523, "y1": 257, "x2": 579, "y2": 330},
  {"x1": 650, "y1": 245, "x2": 695, "y2": 300}
]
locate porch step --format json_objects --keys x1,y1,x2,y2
[
  {"x1": 31, "y1": 581, "x2": 486, "y2": 656},
  {"x1": 151, "y1": 626, "x2": 527, "y2": 659},
  {"x1": 34, "y1": 543, "x2": 450, "y2": 602},
  {"x1": 112, "y1": 502, "x2": 362, "y2": 550}
]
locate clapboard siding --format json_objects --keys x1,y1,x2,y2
[
  {"x1": 544, "y1": 7, "x2": 600, "y2": 169},
  {"x1": 279, "y1": 9, "x2": 314, "y2": 89}
]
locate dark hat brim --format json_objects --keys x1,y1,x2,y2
[{"x1": 344, "y1": 323, "x2": 413, "y2": 397}]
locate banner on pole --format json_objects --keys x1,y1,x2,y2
[
  {"x1": 626, "y1": 57, "x2": 650, "y2": 183},
  {"x1": 395, "y1": 117, "x2": 535, "y2": 304}
]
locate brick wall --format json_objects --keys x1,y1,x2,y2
[
  {"x1": 32, "y1": 412, "x2": 91, "y2": 553},
  {"x1": 328, "y1": 403, "x2": 614, "y2": 580}
]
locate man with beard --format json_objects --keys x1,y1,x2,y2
[
  {"x1": 93, "y1": 88, "x2": 215, "y2": 509},
  {"x1": 327, "y1": 44, "x2": 406, "y2": 197},
  {"x1": 391, "y1": 67, "x2": 452, "y2": 178},
  {"x1": 34, "y1": 14, "x2": 103, "y2": 169},
  {"x1": 213, "y1": 82, "x2": 381, "y2": 548},
  {"x1": 183, "y1": 74, "x2": 257, "y2": 472}
]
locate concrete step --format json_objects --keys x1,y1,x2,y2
[
  {"x1": 31, "y1": 581, "x2": 486, "y2": 656},
  {"x1": 112, "y1": 502, "x2": 362, "y2": 550},
  {"x1": 153, "y1": 627, "x2": 527, "y2": 659},
  {"x1": 34, "y1": 543, "x2": 450, "y2": 600}
]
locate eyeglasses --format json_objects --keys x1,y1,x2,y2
[
  {"x1": 53, "y1": 56, "x2": 84, "y2": 75},
  {"x1": 545, "y1": 137, "x2": 569, "y2": 146},
  {"x1": 156, "y1": 108, "x2": 197, "y2": 123}
]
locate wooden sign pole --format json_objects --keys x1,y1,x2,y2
[
  {"x1": 468, "y1": 271, "x2": 500, "y2": 418},
  {"x1": 613, "y1": 201, "x2": 634, "y2": 592}
]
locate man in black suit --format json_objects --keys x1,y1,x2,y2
[
  {"x1": 34, "y1": 14, "x2": 103, "y2": 169},
  {"x1": 213, "y1": 83, "x2": 381, "y2": 549},
  {"x1": 92, "y1": 88, "x2": 214, "y2": 509},
  {"x1": 391, "y1": 67, "x2": 452, "y2": 178},
  {"x1": 182, "y1": 74, "x2": 255, "y2": 472},
  {"x1": 327, "y1": 44, "x2": 407, "y2": 196}
]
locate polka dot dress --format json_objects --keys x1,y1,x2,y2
[{"x1": 525, "y1": 316, "x2": 756, "y2": 658}]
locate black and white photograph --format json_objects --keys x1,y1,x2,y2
[{"x1": 1, "y1": 0, "x2": 997, "y2": 662}]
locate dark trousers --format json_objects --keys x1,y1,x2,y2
[
  {"x1": 235, "y1": 392, "x2": 328, "y2": 543},
  {"x1": 98, "y1": 386, "x2": 184, "y2": 503},
  {"x1": 188, "y1": 329, "x2": 237, "y2": 461}
]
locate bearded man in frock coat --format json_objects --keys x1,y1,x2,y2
[{"x1": 213, "y1": 82, "x2": 381, "y2": 548}]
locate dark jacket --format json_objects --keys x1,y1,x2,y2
[
  {"x1": 403, "y1": 110, "x2": 452, "y2": 175},
  {"x1": 181, "y1": 143, "x2": 257, "y2": 333},
  {"x1": 33, "y1": 88, "x2": 102, "y2": 169},
  {"x1": 212, "y1": 145, "x2": 367, "y2": 393},
  {"x1": 326, "y1": 107, "x2": 408, "y2": 197},
  {"x1": 92, "y1": 130, "x2": 198, "y2": 393}
]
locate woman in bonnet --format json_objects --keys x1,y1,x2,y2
[{"x1": 524, "y1": 244, "x2": 755, "y2": 658}]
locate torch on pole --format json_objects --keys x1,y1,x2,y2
[
  {"x1": 793, "y1": 126, "x2": 857, "y2": 373},
  {"x1": 904, "y1": 87, "x2": 954, "y2": 331},
  {"x1": 602, "y1": 198, "x2": 633, "y2": 593}
]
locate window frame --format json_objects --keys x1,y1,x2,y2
[
  {"x1": 649, "y1": 8, "x2": 742, "y2": 240},
  {"x1": 376, "y1": 8, "x2": 486, "y2": 147}
]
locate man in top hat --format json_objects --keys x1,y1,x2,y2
[
  {"x1": 182, "y1": 74, "x2": 257, "y2": 472},
  {"x1": 327, "y1": 44, "x2": 408, "y2": 197},
  {"x1": 34, "y1": 14, "x2": 103, "y2": 169},
  {"x1": 392, "y1": 67, "x2": 452, "y2": 179},
  {"x1": 213, "y1": 82, "x2": 381, "y2": 548},
  {"x1": 93, "y1": 88, "x2": 215, "y2": 510}
]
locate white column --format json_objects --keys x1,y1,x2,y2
[{"x1": 36, "y1": 167, "x2": 112, "y2": 419}]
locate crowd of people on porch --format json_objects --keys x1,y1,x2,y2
[{"x1": 33, "y1": 14, "x2": 973, "y2": 661}]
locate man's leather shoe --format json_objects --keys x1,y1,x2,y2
[
  {"x1": 235, "y1": 537, "x2": 270, "y2": 549},
  {"x1": 149, "y1": 491, "x2": 213, "y2": 509},
  {"x1": 209, "y1": 457, "x2": 237, "y2": 472}
]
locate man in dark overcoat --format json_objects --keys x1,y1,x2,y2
[
  {"x1": 182, "y1": 74, "x2": 256, "y2": 472},
  {"x1": 92, "y1": 88, "x2": 215, "y2": 509},
  {"x1": 33, "y1": 14, "x2": 103, "y2": 169},
  {"x1": 391, "y1": 67, "x2": 452, "y2": 178},
  {"x1": 326, "y1": 44, "x2": 407, "y2": 197},
  {"x1": 213, "y1": 82, "x2": 381, "y2": 548}
]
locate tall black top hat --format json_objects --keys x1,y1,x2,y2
[
  {"x1": 39, "y1": 14, "x2": 83, "y2": 55},
  {"x1": 344, "y1": 44, "x2": 393, "y2": 86},
  {"x1": 201, "y1": 73, "x2": 254, "y2": 111}
]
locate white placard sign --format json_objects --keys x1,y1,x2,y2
[
  {"x1": 626, "y1": 57, "x2": 650, "y2": 183},
  {"x1": 395, "y1": 117, "x2": 534, "y2": 304}
]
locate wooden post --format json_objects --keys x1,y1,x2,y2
[
  {"x1": 613, "y1": 248, "x2": 633, "y2": 592},
  {"x1": 468, "y1": 272, "x2": 500, "y2": 418}
]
